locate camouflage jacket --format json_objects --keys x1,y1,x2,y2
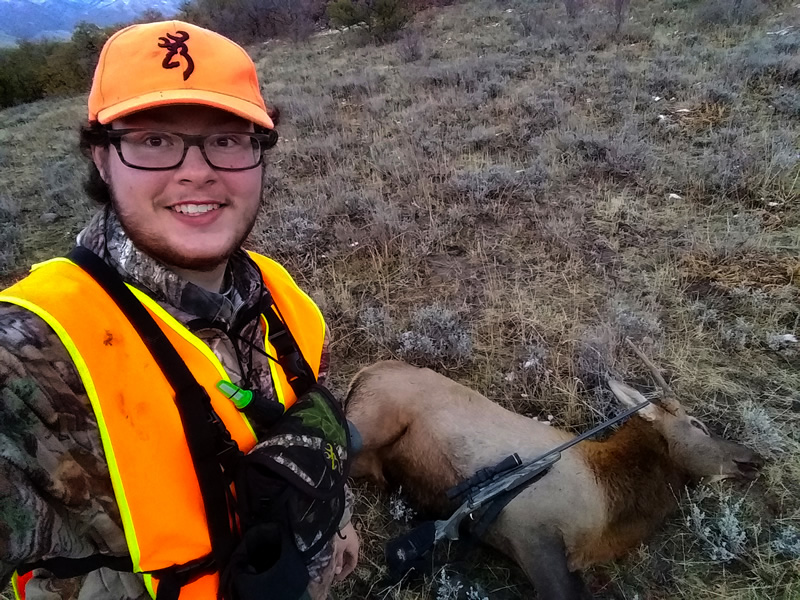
[{"x1": 0, "y1": 208, "x2": 345, "y2": 600}]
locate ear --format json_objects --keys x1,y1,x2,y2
[
  {"x1": 91, "y1": 145, "x2": 110, "y2": 183},
  {"x1": 607, "y1": 379, "x2": 660, "y2": 422}
]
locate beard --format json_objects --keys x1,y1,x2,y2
[{"x1": 109, "y1": 185, "x2": 260, "y2": 273}]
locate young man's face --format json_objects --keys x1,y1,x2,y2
[{"x1": 91, "y1": 105, "x2": 264, "y2": 273}]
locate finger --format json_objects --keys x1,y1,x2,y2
[
  {"x1": 334, "y1": 553, "x2": 351, "y2": 582},
  {"x1": 338, "y1": 549, "x2": 358, "y2": 580},
  {"x1": 334, "y1": 536, "x2": 347, "y2": 559}
]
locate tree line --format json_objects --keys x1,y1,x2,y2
[
  {"x1": 0, "y1": 21, "x2": 115, "y2": 109},
  {"x1": 0, "y1": 0, "x2": 451, "y2": 110}
]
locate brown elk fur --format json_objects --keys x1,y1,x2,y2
[
  {"x1": 346, "y1": 372, "x2": 462, "y2": 512},
  {"x1": 346, "y1": 361, "x2": 763, "y2": 598},
  {"x1": 570, "y1": 419, "x2": 688, "y2": 567}
]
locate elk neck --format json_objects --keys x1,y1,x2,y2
[{"x1": 576, "y1": 416, "x2": 690, "y2": 561}]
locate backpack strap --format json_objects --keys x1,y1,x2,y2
[
  {"x1": 66, "y1": 246, "x2": 239, "y2": 599},
  {"x1": 261, "y1": 302, "x2": 317, "y2": 398},
  {"x1": 17, "y1": 555, "x2": 134, "y2": 578}
]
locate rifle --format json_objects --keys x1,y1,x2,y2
[{"x1": 385, "y1": 398, "x2": 652, "y2": 579}]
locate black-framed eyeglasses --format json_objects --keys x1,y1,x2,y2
[{"x1": 105, "y1": 129, "x2": 279, "y2": 171}]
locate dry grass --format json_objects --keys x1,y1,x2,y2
[{"x1": 2, "y1": 0, "x2": 800, "y2": 597}]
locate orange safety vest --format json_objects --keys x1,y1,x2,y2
[{"x1": 1, "y1": 251, "x2": 326, "y2": 600}]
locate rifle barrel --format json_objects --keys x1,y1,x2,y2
[{"x1": 532, "y1": 399, "x2": 650, "y2": 462}]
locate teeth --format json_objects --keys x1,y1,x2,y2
[{"x1": 172, "y1": 204, "x2": 220, "y2": 215}]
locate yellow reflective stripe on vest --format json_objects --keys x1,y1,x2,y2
[
  {"x1": 31, "y1": 256, "x2": 72, "y2": 270},
  {"x1": 144, "y1": 573, "x2": 156, "y2": 599},
  {"x1": 128, "y1": 287, "x2": 257, "y2": 442},
  {"x1": 249, "y1": 252, "x2": 326, "y2": 408},
  {"x1": 250, "y1": 253, "x2": 326, "y2": 343},
  {"x1": 12, "y1": 571, "x2": 23, "y2": 600},
  {"x1": 0, "y1": 294, "x2": 145, "y2": 571},
  {"x1": 128, "y1": 287, "x2": 228, "y2": 380},
  {"x1": 261, "y1": 314, "x2": 287, "y2": 407}
]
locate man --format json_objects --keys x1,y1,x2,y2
[{"x1": 0, "y1": 20, "x2": 358, "y2": 600}]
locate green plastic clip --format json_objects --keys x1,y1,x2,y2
[{"x1": 217, "y1": 380, "x2": 253, "y2": 410}]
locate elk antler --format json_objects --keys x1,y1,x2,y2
[{"x1": 624, "y1": 338, "x2": 682, "y2": 414}]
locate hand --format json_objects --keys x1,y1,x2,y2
[{"x1": 333, "y1": 521, "x2": 359, "y2": 583}]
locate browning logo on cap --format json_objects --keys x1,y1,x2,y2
[{"x1": 158, "y1": 31, "x2": 195, "y2": 81}]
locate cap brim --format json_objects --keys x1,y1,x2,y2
[{"x1": 96, "y1": 89, "x2": 274, "y2": 129}]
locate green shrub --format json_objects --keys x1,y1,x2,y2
[
  {"x1": 0, "y1": 194, "x2": 20, "y2": 276},
  {"x1": 396, "y1": 304, "x2": 473, "y2": 368},
  {"x1": 695, "y1": 0, "x2": 766, "y2": 28},
  {"x1": 0, "y1": 22, "x2": 110, "y2": 109},
  {"x1": 0, "y1": 41, "x2": 55, "y2": 108},
  {"x1": 327, "y1": 0, "x2": 410, "y2": 42},
  {"x1": 327, "y1": 0, "x2": 369, "y2": 28},
  {"x1": 179, "y1": 0, "x2": 325, "y2": 44}
]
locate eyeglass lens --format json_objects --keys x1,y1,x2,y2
[{"x1": 119, "y1": 131, "x2": 261, "y2": 169}]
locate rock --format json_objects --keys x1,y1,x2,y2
[{"x1": 40, "y1": 212, "x2": 58, "y2": 224}]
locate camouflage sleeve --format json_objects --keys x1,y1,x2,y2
[
  {"x1": 316, "y1": 328, "x2": 331, "y2": 388},
  {"x1": 339, "y1": 485, "x2": 353, "y2": 528},
  {"x1": 314, "y1": 328, "x2": 354, "y2": 527},
  {"x1": 310, "y1": 327, "x2": 352, "y2": 525},
  {"x1": 0, "y1": 304, "x2": 133, "y2": 597}
]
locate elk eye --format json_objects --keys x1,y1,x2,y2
[{"x1": 690, "y1": 418, "x2": 710, "y2": 435}]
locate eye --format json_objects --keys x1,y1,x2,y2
[
  {"x1": 689, "y1": 418, "x2": 710, "y2": 436},
  {"x1": 125, "y1": 131, "x2": 174, "y2": 148},
  {"x1": 211, "y1": 134, "x2": 247, "y2": 148}
]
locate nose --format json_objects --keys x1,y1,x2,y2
[
  {"x1": 734, "y1": 453, "x2": 764, "y2": 479},
  {"x1": 176, "y1": 145, "x2": 217, "y2": 182}
]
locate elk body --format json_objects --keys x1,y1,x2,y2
[{"x1": 345, "y1": 355, "x2": 763, "y2": 600}]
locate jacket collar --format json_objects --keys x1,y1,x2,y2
[{"x1": 76, "y1": 207, "x2": 265, "y2": 329}]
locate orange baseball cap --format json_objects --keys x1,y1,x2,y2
[{"x1": 88, "y1": 20, "x2": 274, "y2": 128}]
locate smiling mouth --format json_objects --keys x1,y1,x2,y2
[{"x1": 170, "y1": 203, "x2": 222, "y2": 215}]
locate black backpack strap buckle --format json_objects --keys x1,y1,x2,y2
[
  {"x1": 267, "y1": 327, "x2": 290, "y2": 345},
  {"x1": 151, "y1": 554, "x2": 216, "y2": 600}
]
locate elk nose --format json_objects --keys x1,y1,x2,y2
[{"x1": 734, "y1": 454, "x2": 764, "y2": 479}]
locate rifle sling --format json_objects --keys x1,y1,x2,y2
[{"x1": 468, "y1": 464, "x2": 553, "y2": 541}]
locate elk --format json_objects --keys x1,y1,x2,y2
[{"x1": 345, "y1": 344, "x2": 763, "y2": 599}]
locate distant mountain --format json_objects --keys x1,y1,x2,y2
[
  {"x1": 0, "y1": 31, "x2": 17, "y2": 47},
  {"x1": 0, "y1": 0, "x2": 181, "y2": 42}
]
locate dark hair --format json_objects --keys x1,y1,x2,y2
[
  {"x1": 78, "y1": 107, "x2": 280, "y2": 205},
  {"x1": 79, "y1": 121, "x2": 112, "y2": 205},
  {"x1": 267, "y1": 106, "x2": 280, "y2": 126}
]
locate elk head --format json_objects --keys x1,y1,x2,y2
[{"x1": 607, "y1": 340, "x2": 764, "y2": 482}]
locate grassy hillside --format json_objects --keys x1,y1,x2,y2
[{"x1": 1, "y1": 0, "x2": 799, "y2": 598}]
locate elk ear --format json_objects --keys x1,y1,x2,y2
[{"x1": 607, "y1": 379, "x2": 660, "y2": 422}]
